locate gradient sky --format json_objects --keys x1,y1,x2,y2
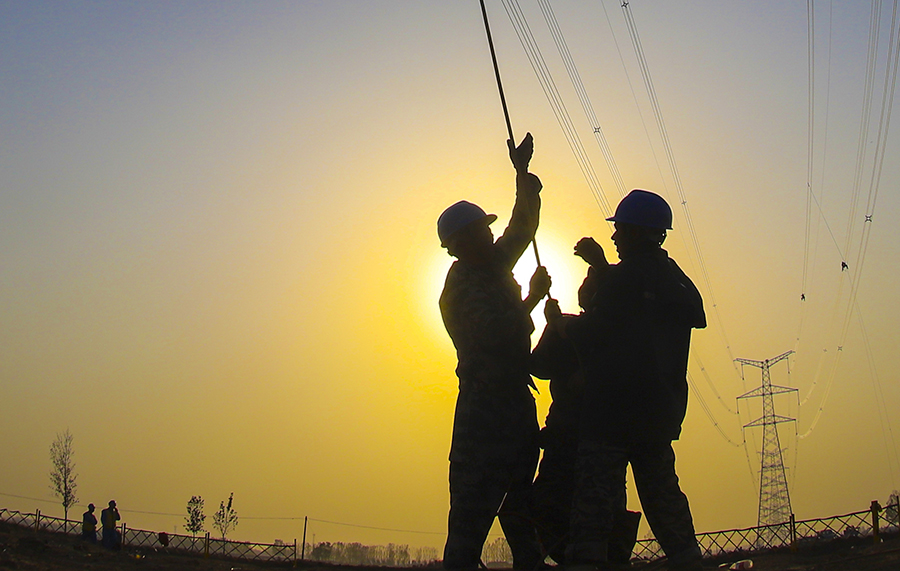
[{"x1": 2, "y1": 0, "x2": 899, "y2": 551}]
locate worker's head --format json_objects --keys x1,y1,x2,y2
[
  {"x1": 438, "y1": 200, "x2": 497, "y2": 261},
  {"x1": 88, "y1": 503, "x2": 95, "y2": 512},
  {"x1": 109, "y1": 500, "x2": 116, "y2": 508},
  {"x1": 607, "y1": 190, "x2": 671, "y2": 255}
]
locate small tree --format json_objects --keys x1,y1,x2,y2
[
  {"x1": 184, "y1": 495, "x2": 206, "y2": 536},
  {"x1": 49, "y1": 429, "x2": 78, "y2": 521},
  {"x1": 481, "y1": 537, "x2": 511, "y2": 565},
  {"x1": 212, "y1": 492, "x2": 238, "y2": 539}
]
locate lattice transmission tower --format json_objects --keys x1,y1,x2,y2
[{"x1": 736, "y1": 350, "x2": 797, "y2": 545}]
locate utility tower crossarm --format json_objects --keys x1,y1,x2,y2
[
  {"x1": 735, "y1": 349, "x2": 794, "y2": 370},
  {"x1": 737, "y1": 385, "x2": 798, "y2": 399},
  {"x1": 743, "y1": 415, "x2": 797, "y2": 428}
]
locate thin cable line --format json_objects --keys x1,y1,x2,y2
[
  {"x1": 687, "y1": 373, "x2": 742, "y2": 446},
  {"x1": 0, "y1": 491, "x2": 447, "y2": 536},
  {"x1": 620, "y1": 2, "x2": 740, "y2": 377},
  {"x1": 537, "y1": 0, "x2": 627, "y2": 197},
  {"x1": 499, "y1": 0, "x2": 613, "y2": 217},
  {"x1": 803, "y1": 0, "x2": 900, "y2": 437},
  {"x1": 306, "y1": 518, "x2": 445, "y2": 536}
]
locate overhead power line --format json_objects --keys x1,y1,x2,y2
[
  {"x1": 498, "y1": 0, "x2": 745, "y2": 440},
  {"x1": 497, "y1": 0, "x2": 614, "y2": 217},
  {"x1": 618, "y1": 2, "x2": 743, "y2": 390},
  {"x1": 800, "y1": 0, "x2": 900, "y2": 439},
  {"x1": 535, "y1": 0, "x2": 627, "y2": 198}
]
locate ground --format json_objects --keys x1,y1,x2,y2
[{"x1": 1, "y1": 520, "x2": 898, "y2": 571}]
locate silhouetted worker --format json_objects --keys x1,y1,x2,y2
[
  {"x1": 81, "y1": 503, "x2": 97, "y2": 543},
  {"x1": 530, "y1": 242, "x2": 640, "y2": 565},
  {"x1": 101, "y1": 500, "x2": 121, "y2": 550},
  {"x1": 547, "y1": 190, "x2": 706, "y2": 571},
  {"x1": 438, "y1": 133, "x2": 549, "y2": 571}
]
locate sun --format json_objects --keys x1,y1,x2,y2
[
  {"x1": 417, "y1": 247, "x2": 456, "y2": 345},
  {"x1": 511, "y1": 231, "x2": 587, "y2": 334},
  {"x1": 418, "y1": 228, "x2": 598, "y2": 429},
  {"x1": 418, "y1": 229, "x2": 592, "y2": 347}
]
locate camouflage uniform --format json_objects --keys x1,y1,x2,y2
[
  {"x1": 569, "y1": 440, "x2": 697, "y2": 566},
  {"x1": 530, "y1": 317, "x2": 582, "y2": 563},
  {"x1": 530, "y1": 269, "x2": 640, "y2": 565},
  {"x1": 440, "y1": 176, "x2": 543, "y2": 571},
  {"x1": 565, "y1": 247, "x2": 706, "y2": 569}
]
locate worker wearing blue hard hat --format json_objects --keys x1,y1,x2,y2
[
  {"x1": 606, "y1": 188, "x2": 673, "y2": 230},
  {"x1": 545, "y1": 189, "x2": 707, "y2": 571}
]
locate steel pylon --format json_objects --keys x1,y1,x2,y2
[{"x1": 736, "y1": 350, "x2": 797, "y2": 546}]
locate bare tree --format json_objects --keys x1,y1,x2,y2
[
  {"x1": 886, "y1": 490, "x2": 900, "y2": 525},
  {"x1": 184, "y1": 495, "x2": 206, "y2": 537},
  {"x1": 49, "y1": 429, "x2": 78, "y2": 521},
  {"x1": 212, "y1": 492, "x2": 238, "y2": 539}
]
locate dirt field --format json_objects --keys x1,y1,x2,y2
[{"x1": 2, "y1": 519, "x2": 899, "y2": 571}]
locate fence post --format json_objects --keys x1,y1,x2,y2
[
  {"x1": 789, "y1": 513, "x2": 796, "y2": 551},
  {"x1": 35, "y1": 509, "x2": 41, "y2": 532},
  {"x1": 122, "y1": 522, "x2": 127, "y2": 548},
  {"x1": 870, "y1": 500, "x2": 882, "y2": 544},
  {"x1": 204, "y1": 531, "x2": 210, "y2": 558},
  {"x1": 293, "y1": 538, "x2": 297, "y2": 567},
  {"x1": 301, "y1": 516, "x2": 307, "y2": 561}
]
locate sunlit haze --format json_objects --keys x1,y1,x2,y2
[{"x1": 2, "y1": 0, "x2": 899, "y2": 551}]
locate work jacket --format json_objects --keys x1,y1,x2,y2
[
  {"x1": 439, "y1": 175, "x2": 541, "y2": 462},
  {"x1": 531, "y1": 313, "x2": 582, "y2": 448},
  {"x1": 568, "y1": 247, "x2": 706, "y2": 443}
]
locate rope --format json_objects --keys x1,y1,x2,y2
[{"x1": 478, "y1": 0, "x2": 543, "y2": 269}]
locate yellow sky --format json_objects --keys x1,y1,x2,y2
[{"x1": 2, "y1": 0, "x2": 900, "y2": 551}]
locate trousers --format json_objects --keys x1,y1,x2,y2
[
  {"x1": 444, "y1": 447, "x2": 543, "y2": 570},
  {"x1": 566, "y1": 439, "x2": 700, "y2": 566}
]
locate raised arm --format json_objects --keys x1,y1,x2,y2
[{"x1": 495, "y1": 133, "x2": 542, "y2": 268}]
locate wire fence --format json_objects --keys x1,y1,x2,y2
[
  {"x1": 2, "y1": 499, "x2": 898, "y2": 566},
  {"x1": 0, "y1": 508, "x2": 296, "y2": 563},
  {"x1": 633, "y1": 499, "x2": 900, "y2": 561}
]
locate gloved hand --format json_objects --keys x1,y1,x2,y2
[
  {"x1": 574, "y1": 237, "x2": 607, "y2": 268},
  {"x1": 543, "y1": 298, "x2": 562, "y2": 324},
  {"x1": 529, "y1": 265, "x2": 551, "y2": 300},
  {"x1": 507, "y1": 132, "x2": 534, "y2": 174}
]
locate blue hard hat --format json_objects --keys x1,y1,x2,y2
[
  {"x1": 438, "y1": 200, "x2": 497, "y2": 247},
  {"x1": 606, "y1": 189, "x2": 672, "y2": 230}
]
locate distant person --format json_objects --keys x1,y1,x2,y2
[
  {"x1": 101, "y1": 500, "x2": 121, "y2": 550},
  {"x1": 81, "y1": 503, "x2": 97, "y2": 543},
  {"x1": 546, "y1": 190, "x2": 706, "y2": 571},
  {"x1": 530, "y1": 243, "x2": 640, "y2": 565},
  {"x1": 438, "y1": 133, "x2": 549, "y2": 571}
]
